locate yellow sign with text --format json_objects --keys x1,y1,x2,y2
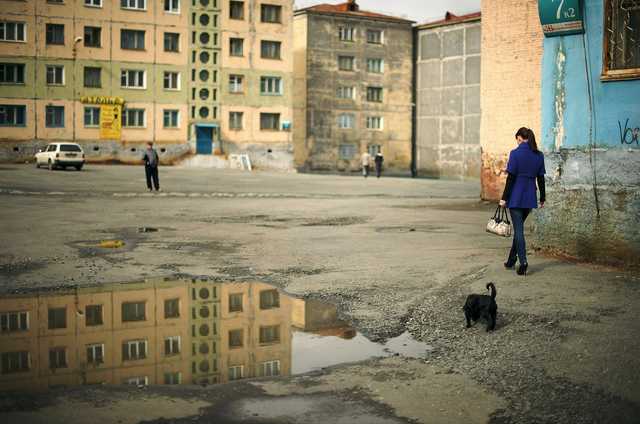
[{"x1": 99, "y1": 104, "x2": 122, "y2": 140}]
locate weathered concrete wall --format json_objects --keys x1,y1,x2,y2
[
  {"x1": 416, "y1": 19, "x2": 481, "y2": 179},
  {"x1": 294, "y1": 12, "x2": 413, "y2": 174},
  {"x1": 480, "y1": 0, "x2": 543, "y2": 199},
  {"x1": 534, "y1": 149, "x2": 640, "y2": 266}
]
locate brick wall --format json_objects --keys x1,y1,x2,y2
[{"x1": 480, "y1": 0, "x2": 543, "y2": 199}]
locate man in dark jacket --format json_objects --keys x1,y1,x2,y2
[
  {"x1": 374, "y1": 152, "x2": 384, "y2": 178},
  {"x1": 142, "y1": 142, "x2": 160, "y2": 191}
]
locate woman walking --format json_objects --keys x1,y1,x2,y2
[{"x1": 499, "y1": 127, "x2": 546, "y2": 275}]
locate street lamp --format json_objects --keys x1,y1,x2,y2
[{"x1": 72, "y1": 37, "x2": 83, "y2": 143}]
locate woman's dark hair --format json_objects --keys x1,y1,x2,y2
[{"x1": 515, "y1": 127, "x2": 540, "y2": 154}]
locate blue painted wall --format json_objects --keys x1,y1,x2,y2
[{"x1": 541, "y1": 0, "x2": 640, "y2": 151}]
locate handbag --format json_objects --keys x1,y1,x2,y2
[{"x1": 486, "y1": 206, "x2": 512, "y2": 237}]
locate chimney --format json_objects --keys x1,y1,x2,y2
[
  {"x1": 347, "y1": 0, "x2": 359, "y2": 12},
  {"x1": 445, "y1": 11, "x2": 458, "y2": 21}
]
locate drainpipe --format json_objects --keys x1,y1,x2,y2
[{"x1": 410, "y1": 27, "x2": 418, "y2": 178}]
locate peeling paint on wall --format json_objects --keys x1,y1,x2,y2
[{"x1": 552, "y1": 43, "x2": 566, "y2": 152}]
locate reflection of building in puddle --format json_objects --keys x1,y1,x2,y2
[
  {"x1": 0, "y1": 279, "x2": 294, "y2": 391},
  {"x1": 292, "y1": 298, "x2": 356, "y2": 339}
]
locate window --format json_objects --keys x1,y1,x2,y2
[
  {"x1": 165, "y1": 298, "x2": 180, "y2": 318},
  {"x1": 45, "y1": 106, "x2": 64, "y2": 128},
  {"x1": 164, "y1": 0, "x2": 179, "y2": 13},
  {"x1": 230, "y1": 1, "x2": 244, "y2": 19},
  {"x1": 126, "y1": 376, "x2": 148, "y2": 385},
  {"x1": 122, "y1": 108, "x2": 146, "y2": 127},
  {"x1": 338, "y1": 56, "x2": 355, "y2": 71},
  {"x1": 1, "y1": 352, "x2": 29, "y2": 374},
  {"x1": 260, "y1": 113, "x2": 280, "y2": 131},
  {"x1": 603, "y1": 0, "x2": 640, "y2": 79},
  {"x1": 366, "y1": 29, "x2": 383, "y2": 44},
  {"x1": 338, "y1": 113, "x2": 355, "y2": 129},
  {"x1": 0, "y1": 63, "x2": 25, "y2": 84},
  {"x1": 164, "y1": 32, "x2": 179, "y2": 52},
  {"x1": 229, "y1": 74, "x2": 243, "y2": 93},
  {"x1": 338, "y1": 26, "x2": 355, "y2": 41},
  {"x1": 228, "y1": 293, "x2": 243, "y2": 311},
  {"x1": 84, "y1": 67, "x2": 101, "y2": 88},
  {"x1": 0, "y1": 22, "x2": 26, "y2": 42},
  {"x1": 164, "y1": 372, "x2": 181, "y2": 384},
  {"x1": 366, "y1": 116, "x2": 383, "y2": 130},
  {"x1": 259, "y1": 360, "x2": 280, "y2": 377},
  {"x1": 260, "y1": 76, "x2": 282, "y2": 95},
  {"x1": 85, "y1": 304, "x2": 103, "y2": 325},
  {"x1": 121, "y1": 69, "x2": 146, "y2": 88},
  {"x1": 261, "y1": 4, "x2": 282, "y2": 23},
  {"x1": 230, "y1": 38, "x2": 243, "y2": 56},
  {"x1": 121, "y1": 0, "x2": 146, "y2": 10},
  {"x1": 337, "y1": 86, "x2": 355, "y2": 99},
  {"x1": 0, "y1": 105, "x2": 26, "y2": 126},
  {"x1": 368, "y1": 144, "x2": 381, "y2": 156},
  {"x1": 84, "y1": 0, "x2": 102, "y2": 7},
  {"x1": 0, "y1": 311, "x2": 28, "y2": 332},
  {"x1": 84, "y1": 26, "x2": 101, "y2": 47},
  {"x1": 87, "y1": 344, "x2": 104, "y2": 364},
  {"x1": 339, "y1": 144, "x2": 356, "y2": 160},
  {"x1": 46, "y1": 65, "x2": 64, "y2": 85},
  {"x1": 229, "y1": 329, "x2": 243, "y2": 348},
  {"x1": 46, "y1": 24, "x2": 64, "y2": 45},
  {"x1": 261, "y1": 40, "x2": 281, "y2": 59},
  {"x1": 367, "y1": 58, "x2": 384, "y2": 73},
  {"x1": 164, "y1": 336, "x2": 181, "y2": 355},
  {"x1": 163, "y1": 109, "x2": 179, "y2": 128},
  {"x1": 121, "y1": 30, "x2": 145, "y2": 50},
  {"x1": 229, "y1": 365, "x2": 244, "y2": 380},
  {"x1": 49, "y1": 347, "x2": 67, "y2": 369},
  {"x1": 48, "y1": 0, "x2": 64, "y2": 3},
  {"x1": 122, "y1": 301, "x2": 145, "y2": 321},
  {"x1": 163, "y1": 71, "x2": 180, "y2": 90},
  {"x1": 366, "y1": 86, "x2": 383, "y2": 102},
  {"x1": 259, "y1": 325, "x2": 280, "y2": 344},
  {"x1": 122, "y1": 339, "x2": 147, "y2": 360},
  {"x1": 259, "y1": 289, "x2": 280, "y2": 309}
]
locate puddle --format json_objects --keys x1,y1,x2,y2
[{"x1": 0, "y1": 279, "x2": 431, "y2": 393}]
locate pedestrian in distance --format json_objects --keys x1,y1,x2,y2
[
  {"x1": 361, "y1": 151, "x2": 371, "y2": 178},
  {"x1": 499, "y1": 127, "x2": 546, "y2": 276},
  {"x1": 142, "y1": 141, "x2": 160, "y2": 192},
  {"x1": 374, "y1": 152, "x2": 384, "y2": 178}
]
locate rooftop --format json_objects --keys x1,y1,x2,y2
[
  {"x1": 416, "y1": 11, "x2": 481, "y2": 30},
  {"x1": 294, "y1": 0, "x2": 414, "y2": 24}
]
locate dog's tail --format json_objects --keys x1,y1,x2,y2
[{"x1": 486, "y1": 282, "x2": 497, "y2": 299}]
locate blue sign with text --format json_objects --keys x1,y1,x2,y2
[{"x1": 538, "y1": 0, "x2": 584, "y2": 37}]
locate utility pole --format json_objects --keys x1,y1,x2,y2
[{"x1": 72, "y1": 36, "x2": 83, "y2": 143}]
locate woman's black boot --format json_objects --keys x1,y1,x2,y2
[
  {"x1": 517, "y1": 263, "x2": 528, "y2": 276},
  {"x1": 504, "y1": 259, "x2": 516, "y2": 269}
]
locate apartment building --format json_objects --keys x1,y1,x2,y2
[
  {"x1": 292, "y1": 0, "x2": 413, "y2": 173},
  {"x1": 220, "y1": 0, "x2": 294, "y2": 170}
]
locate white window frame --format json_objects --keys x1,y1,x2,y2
[
  {"x1": 122, "y1": 108, "x2": 146, "y2": 128},
  {"x1": 46, "y1": 65, "x2": 65, "y2": 86},
  {"x1": 164, "y1": 0, "x2": 180, "y2": 14},
  {"x1": 229, "y1": 74, "x2": 243, "y2": 93},
  {"x1": 163, "y1": 71, "x2": 180, "y2": 90},
  {"x1": 0, "y1": 311, "x2": 29, "y2": 332},
  {"x1": 121, "y1": 69, "x2": 146, "y2": 89},
  {"x1": 338, "y1": 113, "x2": 355, "y2": 129},
  {"x1": 366, "y1": 29, "x2": 384, "y2": 44},
  {"x1": 229, "y1": 365, "x2": 244, "y2": 381},
  {"x1": 120, "y1": 29, "x2": 145, "y2": 50},
  {"x1": 259, "y1": 360, "x2": 280, "y2": 377},
  {"x1": 126, "y1": 376, "x2": 148, "y2": 385},
  {"x1": 260, "y1": 76, "x2": 282, "y2": 95},
  {"x1": 84, "y1": 0, "x2": 103, "y2": 8},
  {"x1": 123, "y1": 339, "x2": 147, "y2": 360},
  {"x1": 337, "y1": 86, "x2": 355, "y2": 99},
  {"x1": 163, "y1": 109, "x2": 179, "y2": 128},
  {"x1": 366, "y1": 86, "x2": 383, "y2": 103},
  {"x1": 338, "y1": 55, "x2": 355, "y2": 71},
  {"x1": 229, "y1": 111, "x2": 243, "y2": 130},
  {"x1": 121, "y1": 0, "x2": 146, "y2": 11},
  {"x1": 366, "y1": 116, "x2": 384, "y2": 130},
  {"x1": 339, "y1": 144, "x2": 356, "y2": 160},
  {"x1": 0, "y1": 351, "x2": 30, "y2": 373},
  {"x1": 338, "y1": 26, "x2": 355, "y2": 42},
  {"x1": 83, "y1": 106, "x2": 100, "y2": 127},
  {"x1": 164, "y1": 335, "x2": 181, "y2": 355},
  {"x1": 86, "y1": 343, "x2": 104, "y2": 364},
  {"x1": 366, "y1": 58, "x2": 384, "y2": 74},
  {"x1": 0, "y1": 21, "x2": 27, "y2": 43}
]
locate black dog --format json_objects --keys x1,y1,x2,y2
[{"x1": 463, "y1": 283, "x2": 497, "y2": 332}]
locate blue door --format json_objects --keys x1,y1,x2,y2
[{"x1": 196, "y1": 126, "x2": 213, "y2": 154}]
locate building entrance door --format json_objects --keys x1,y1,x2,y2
[{"x1": 195, "y1": 126, "x2": 213, "y2": 154}]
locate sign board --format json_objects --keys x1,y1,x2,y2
[
  {"x1": 282, "y1": 121, "x2": 291, "y2": 131},
  {"x1": 538, "y1": 0, "x2": 584, "y2": 37},
  {"x1": 81, "y1": 96, "x2": 124, "y2": 140}
]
